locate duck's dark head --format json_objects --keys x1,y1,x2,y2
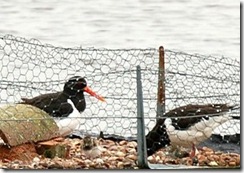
[{"x1": 64, "y1": 76, "x2": 105, "y2": 102}]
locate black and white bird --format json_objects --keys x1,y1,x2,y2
[
  {"x1": 146, "y1": 104, "x2": 239, "y2": 157},
  {"x1": 20, "y1": 76, "x2": 105, "y2": 117},
  {"x1": 55, "y1": 99, "x2": 83, "y2": 136}
]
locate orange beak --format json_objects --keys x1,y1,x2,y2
[{"x1": 84, "y1": 86, "x2": 106, "y2": 102}]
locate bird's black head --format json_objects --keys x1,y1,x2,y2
[
  {"x1": 145, "y1": 119, "x2": 171, "y2": 156},
  {"x1": 64, "y1": 76, "x2": 87, "y2": 93},
  {"x1": 63, "y1": 76, "x2": 105, "y2": 102}
]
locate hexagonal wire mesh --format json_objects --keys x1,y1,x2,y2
[
  {"x1": 163, "y1": 50, "x2": 240, "y2": 136},
  {"x1": 0, "y1": 35, "x2": 240, "y2": 168},
  {"x1": 0, "y1": 34, "x2": 160, "y2": 141},
  {"x1": 145, "y1": 49, "x2": 240, "y2": 168}
]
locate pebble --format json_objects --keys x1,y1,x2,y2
[
  {"x1": 109, "y1": 145, "x2": 120, "y2": 151},
  {"x1": 126, "y1": 154, "x2": 137, "y2": 161},
  {"x1": 95, "y1": 158, "x2": 104, "y2": 165},
  {"x1": 117, "y1": 161, "x2": 124, "y2": 168},
  {"x1": 208, "y1": 161, "x2": 218, "y2": 166},
  {"x1": 228, "y1": 161, "x2": 237, "y2": 166},
  {"x1": 127, "y1": 141, "x2": 137, "y2": 148},
  {"x1": 235, "y1": 156, "x2": 240, "y2": 165},
  {"x1": 33, "y1": 157, "x2": 40, "y2": 163},
  {"x1": 155, "y1": 155, "x2": 161, "y2": 162},
  {"x1": 115, "y1": 151, "x2": 126, "y2": 157},
  {"x1": 108, "y1": 156, "x2": 119, "y2": 162},
  {"x1": 119, "y1": 140, "x2": 127, "y2": 146},
  {"x1": 126, "y1": 148, "x2": 136, "y2": 154},
  {"x1": 84, "y1": 159, "x2": 92, "y2": 165},
  {"x1": 147, "y1": 156, "x2": 154, "y2": 162}
]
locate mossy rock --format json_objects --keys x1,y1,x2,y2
[{"x1": 0, "y1": 104, "x2": 59, "y2": 146}]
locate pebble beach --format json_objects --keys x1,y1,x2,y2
[{"x1": 0, "y1": 137, "x2": 240, "y2": 169}]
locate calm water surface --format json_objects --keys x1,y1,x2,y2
[{"x1": 0, "y1": 0, "x2": 240, "y2": 60}]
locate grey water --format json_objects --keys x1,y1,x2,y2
[
  {"x1": 0, "y1": 0, "x2": 240, "y2": 60},
  {"x1": 0, "y1": 0, "x2": 240, "y2": 139}
]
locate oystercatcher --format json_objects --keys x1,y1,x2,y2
[
  {"x1": 146, "y1": 104, "x2": 239, "y2": 157},
  {"x1": 20, "y1": 76, "x2": 105, "y2": 117}
]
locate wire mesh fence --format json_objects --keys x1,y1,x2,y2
[
  {"x1": 162, "y1": 49, "x2": 240, "y2": 135},
  {"x1": 0, "y1": 34, "x2": 240, "y2": 169},
  {"x1": 144, "y1": 47, "x2": 240, "y2": 168},
  {"x1": 0, "y1": 34, "x2": 160, "y2": 139}
]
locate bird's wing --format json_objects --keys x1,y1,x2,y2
[
  {"x1": 164, "y1": 104, "x2": 234, "y2": 130},
  {"x1": 20, "y1": 92, "x2": 62, "y2": 106},
  {"x1": 21, "y1": 92, "x2": 74, "y2": 117}
]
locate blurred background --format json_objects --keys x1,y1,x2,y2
[{"x1": 0, "y1": 0, "x2": 240, "y2": 60}]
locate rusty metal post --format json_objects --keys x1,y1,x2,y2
[{"x1": 157, "y1": 46, "x2": 165, "y2": 120}]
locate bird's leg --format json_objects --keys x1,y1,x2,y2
[
  {"x1": 189, "y1": 143, "x2": 195, "y2": 158},
  {"x1": 189, "y1": 143, "x2": 200, "y2": 166},
  {"x1": 189, "y1": 143, "x2": 198, "y2": 158}
]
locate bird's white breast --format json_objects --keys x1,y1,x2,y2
[{"x1": 55, "y1": 99, "x2": 82, "y2": 136}]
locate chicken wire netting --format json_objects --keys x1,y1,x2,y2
[
  {"x1": 163, "y1": 50, "x2": 240, "y2": 137},
  {"x1": 0, "y1": 34, "x2": 160, "y2": 140},
  {"x1": 144, "y1": 50, "x2": 240, "y2": 168},
  {"x1": 0, "y1": 34, "x2": 240, "y2": 147}
]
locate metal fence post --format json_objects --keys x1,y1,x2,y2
[
  {"x1": 157, "y1": 46, "x2": 166, "y2": 120},
  {"x1": 136, "y1": 65, "x2": 149, "y2": 169}
]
